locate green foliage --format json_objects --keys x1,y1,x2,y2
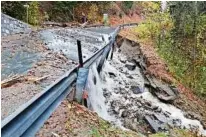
[
  {"x1": 136, "y1": 2, "x2": 160, "y2": 16},
  {"x1": 149, "y1": 129, "x2": 199, "y2": 137},
  {"x1": 28, "y1": 1, "x2": 40, "y2": 25},
  {"x1": 1, "y1": 1, "x2": 27, "y2": 21},
  {"x1": 135, "y1": 3, "x2": 173, "y2": 44},
  {"x1": 149, "y1": 132, "x2": 167, "y2": 137},
  {"x1": 44, "y1": 12, "x2": 49, "y2": 21},
  {"x1": 94, "y1": 1, "x2": 111, "y2": 15},
  {"x1": 89, "y1": 128, "x2": 102, "y2": 137},
  {"x1": 2, "y1": 1, "x2": 112, "y2": 23},
  {"x1": 121, "y1": 1, "x2": 133, "y2": 15},
  {"x1": 48, "y1": 1, "x2": 78, "y2": 22},
  {"x1": 168, "y1": 1, "x2": 206, "y2": 96},
  {"x1": 122, "y1": 1, "x2": 133, "y2": 10},
  {"x1": 88, "y1": 4, "x2": 99, "y2": 23},
  {"x1": 135, "y1": 1, "x2": 206, "y2": 97}
]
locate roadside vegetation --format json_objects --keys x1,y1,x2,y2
[
  {"x1": 2, "y1": 1, "x2": 111, "y2": 24},
  {"x1": 1, "y1": 1, "x2": 139, "y2": 25},
  {"x1": 135, "y1": 2, "x2": 206, "y2": 98},
  {"x1": 149, "y1": 129, "x2": 199, "y2": 137}
]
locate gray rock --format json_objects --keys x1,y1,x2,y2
[
  {"x1": 103, "y1": 91, "x2": 112, "y2": 98},
  {"x1": 1, "y1": 13, "x2": 31, "y2": 36},
  {"x1": 93, "y1": 76, "x2": 96, "y2": 85},
  {"x1": 125, "y1": 62, "x2": 136, "y2": 70},
  {"x1": 120, "y1": 57, "x2": 127, "y2": 63},
  {"x1": 154, "y1": 114, "x2": 168, "y2": 123},
  {"x1": 130, "y1": 86, "x2": 143, "y2": 94},
  {"x1": 144, "y1": 116, "x2": 162, "y2": 133},
  {"x1": 108, "y1": 72, "x2": 116, "y2": 77},
  {"x1": 121, "y1": 111, "x2": 128, "y2": 118},
  {"x1": 127, "y1": 75, "x2": 134, "y2": 79}
]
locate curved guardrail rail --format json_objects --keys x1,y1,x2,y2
[{"x1": 1, "y1": 23, "x2": 137, "y2": 137}]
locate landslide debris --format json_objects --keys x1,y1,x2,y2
[{"x1": 37, "y1": 100, "x2": 143, "y2": 137}]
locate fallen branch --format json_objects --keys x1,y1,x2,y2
[
  {"x1": 1, "y1": 74, "x2": 24, "y2": 88},
  {"x1": 1, "y1": 74, "x2": 50, "y2": 88},
  {"x1": 25, "y1": 75, "x2": 50, "y2": 83}
]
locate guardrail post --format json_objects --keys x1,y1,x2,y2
[
  {"x1": 77, "y1": 40, "x2": 83, "y2": 67},
  {"x1": 110, "y1": 43, "x2": 115, "y2": 60},
  {"x1": 76, "y1": 40, "x2": 89, "y2": 107}
]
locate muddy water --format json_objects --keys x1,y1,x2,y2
[
  {"x1": 87, "y1": 51, "x2": 206, "y2": 136},
  {"x1": 85, "y1": 62, "x2": 123, "y2": 128}
]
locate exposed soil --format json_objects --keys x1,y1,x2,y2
[
  {"x1": 109, "y1": 2, "x2": 142, "y2": 26},
  {"x1": 36, "y1": 99, "x2": 142, "y2": 137},
  {"x1": 117, "y1": 33, "x2": 206, "y2": 130}
]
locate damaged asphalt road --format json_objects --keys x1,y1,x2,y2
[
  {"x1": 1, "y1": 25, "x2": 113, "y2": 120},
  {"x1": 1, "y1": 31, "x2": 77, "y2": 120}
]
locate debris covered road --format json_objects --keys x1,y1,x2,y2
[
  {"x1": 1, "y1": 31, "x2": 77, "y2": 120},
  {"x1": 1, "y1": 14, "x2": 114, "y2": 120}
]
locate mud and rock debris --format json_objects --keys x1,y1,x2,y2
[
  {"x1": 1, "y1": 31, "x2": 76, "y2": 120},
  {"x1": 117, "y1": 37, "x2": 206, "y2": 131},
  {"x1": 36, "y1": 100, "x2": 142, "y2": 137}
]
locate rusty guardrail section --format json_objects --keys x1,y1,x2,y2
[{"x1": 1, "y1": 23, "x2": 138, "y2": 137}]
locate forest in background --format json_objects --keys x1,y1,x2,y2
[
  {"x1": 135, "y1": 2, "x2": 206, "y2": 98},
  {"x1": 1, "y1": 1, "x2": 135, "y2": 24},
  {"x1": 1, "y1": 1, "x2": 206, "y2": 98}
]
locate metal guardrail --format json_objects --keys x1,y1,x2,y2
[{"x1": 1, "y1": 26, "x2": 121, "y2": 137}]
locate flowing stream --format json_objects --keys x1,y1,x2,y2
[{"x1": 85, "y1": 50, "x2": 206, "y2": 136}]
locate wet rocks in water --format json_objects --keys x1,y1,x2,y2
[
  {"x1": 125, "y1": 85, "x2": 129, "y2": 88},
  {"x1": 151, "y1": 105, "x2": 159, "y2": 111},
  {"x1": 93, "y1": 76, "x2": 96, "y2": 85},
  {"x1": 110, "y1": 100, "x2": 118, "y2": 108},
  {"x1": 184, "y1": 111, "x2": 202, "y2": 121},
  {"x1": 130, "y1": 86, "x2": 143, "y2": 94},
  {"x1": 120, "y1": 57, "x2": 127, "y2": 64},
  {"x1": 114, "y1": 107, "x2": 119, "y2": 114},
  {"x1": 102, "y1": 88, "x2": 107, "y2": 92},
  {"x1": 125, "y1": 62, "x2": 136, "y2": 71},
  {"x1": 121, "y1": 110, "x2": 128, "y2": 118},
  {"x1": 103, "y1": 90, "x2": 112, "y2": 98},
  {"x1": 128, "y1": 59, "x2": 138, "y2": 65},
  {"x1": 154, "y1": 114, "x2": 168, "y2": 123},
  {"x1": 127, "y1": 75, "x2": 134, "y2": 79},
  {"x1": 171, "y1": 119, "x2": 182, "y2": 127},
  {"x1": 108, "y1": 72, "x2": 116, "y2": 77},
  {"x1": 144, "y1": 115, "x2": 166, "y2": 133}
]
